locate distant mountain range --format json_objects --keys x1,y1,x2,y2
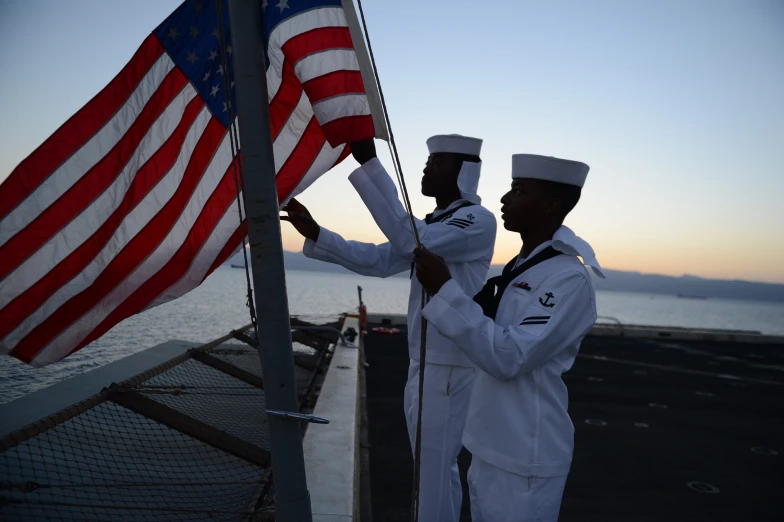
[{"x1": 227, "y1": 249, "x2": 784, "y2": 303}]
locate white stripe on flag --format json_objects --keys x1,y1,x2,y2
[
  {"x1": 273, "y1": 92, "x2": 313, "y2": 171},
  {"x1": 266, "y1": 6, "x2": 349, "y2": 101},
  {"x1": 0, "y1": 85, "x2": 199, "y2": 305},
  {"x1": 312, "y1": 93, "x2": 370, "y2": 124},
  {"x1": 0, "y1": 55, "x2": 176, "y2": 248},
  {"x1": 29, "y1": 128, "x2": 235, "y2": 366},
  {"x1": 295, "y1": 49, "x2": 359, "y2": 84},
  {"x1": 1, "y1": 107, "x2": 215, "y2": 354}
]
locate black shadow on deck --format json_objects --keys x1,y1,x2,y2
[{"x1": 363, "y1": 325, "x2": 784, "y2": 521}]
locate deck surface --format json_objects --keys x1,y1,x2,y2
[{"x1": 363, "y1": 324, "x2": 784, "y2": 522}]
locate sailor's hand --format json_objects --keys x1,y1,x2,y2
[
  {"x1": 281, "y1": 198, "x2": 320, "y2": 242},
  {"x1": 413, "y1": 247, "x2": 452, "y2": 295},
  {"x1": 349, "y1": 139, "x2": 377, "y2": 166}
]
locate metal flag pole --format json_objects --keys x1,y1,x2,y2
[{"x1": 227, "y1": 0, "x2": 312, "y2": 520}]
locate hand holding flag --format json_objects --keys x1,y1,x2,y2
[{"x1": 281, "y1": 199, "x2": 321, "y2": 242}]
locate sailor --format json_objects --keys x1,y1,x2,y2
[
  {"x1": 412, "y1": 153, "x2": 604, "y2": 522},
  {"x1": 282, "y1": 135, "x2": 497, "y2": 522}
]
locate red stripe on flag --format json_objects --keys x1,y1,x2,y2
[
  {"x1": 0, "y1": 35, "x2": 165, "y2": 220},
  {"x1": 202, "y1": 223, "x2": 244, "y2": 284},
  {"x1": 269, "y1": 60, "x2": 303, "y2": 141},
  {"x1": 275, "y1": 117, "x2": 326, "y2": 204},
  {"x1": 320, "y1": 114, "x2": 376, "y2": 148},
  {"x1": 269, "y1": 25, "x2": 357, "y2": 140},
  {"x1": 282, "y1": 26, "x2": 354, "y2": 65},
  {"x1": 11, "y1": 119, "x2": 228, "y2": 363},
  {"x1": 302, "y1": 70, "x2": 365, "y2": 105},
  {"x1": 0, "y1": 96, "x2": 206, "y2": 341},
  {"x1": 70, "y1": 160, "x2": 242, "y2": 356},
  {"x1": 0, "y1": 69, "x2": 190, "y2": 283}
]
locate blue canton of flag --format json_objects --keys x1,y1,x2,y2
[{"x1": 153, "y1": 0, "x2": 237, "y2": 127}]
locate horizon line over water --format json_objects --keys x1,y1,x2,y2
[
  {"x1": 230, "y1": 250, "x2": 784, "y2": 305},
  {"x1": 271, "y1": 249, "x2": 784, "y2": 287},
  {"x1": 1, "y1": 267, "x2": 782, "y2": 405}
]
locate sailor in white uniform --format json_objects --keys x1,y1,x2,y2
[
  {"x1": 413, "y1": 154, "x2": 604, "y2": 522},
  {"x1": 282, "y1": 136, "x2": 497, "y2": 522}
]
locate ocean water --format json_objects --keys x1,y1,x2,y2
[{"x1": 1, "y1": 266, "x2": 783, "y2": 404}]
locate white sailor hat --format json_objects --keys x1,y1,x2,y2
[
  {"x1": 426, "y1": 134, "x2": 483, "y2": 157},
  {"x1": 426, "y1": 134, "x2": 484, "y2": 204},
  {"x1": 512, "y1": 154, "x2": 589, "y2": 188}
]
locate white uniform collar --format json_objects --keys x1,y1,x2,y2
[
  {"x1": 516, "y1": 226, "x2": 604, "y2": 278},
  {"x1": 515, "y1": 240, "x2": 553, "y2": 267},
  {"x1": 430, "y1": 198, "x2": 473, "y2": 220}
]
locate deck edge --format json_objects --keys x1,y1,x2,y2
[
  {"x1": 304, "y1": 317, "x2": 361, "y2": 521},
  {"x1": 0, "y1": 339, "x2": 198, "y2": 438}
]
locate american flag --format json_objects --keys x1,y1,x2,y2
[{"x1": 0, "y1": 0, "x2": 386, "y2": 366}]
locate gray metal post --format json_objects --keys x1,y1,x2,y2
[{"x1": 227, "y1": 0, "x2": 312, "y2": 520}]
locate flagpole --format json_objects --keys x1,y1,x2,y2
[{"x1": 227, "y1": 0, "x2": 312, "y2": 520}]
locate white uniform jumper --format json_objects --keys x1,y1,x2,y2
[
  {"x1": 422, "y1": 226, "x2": 603, "y2": 522},
  {"x1": 303, "y1": 157, "x2": 497, "y2": 522}
]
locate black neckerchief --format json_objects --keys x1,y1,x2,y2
[
  {"x1": 410, "y1": 201, "x2": 476, "y2": 279},
  {"x1": 472, "y1": 246, "x2": 563, "y2": 319}
]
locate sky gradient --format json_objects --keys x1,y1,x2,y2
[{"x1": 1, "y1": 0, "x2": 782, "y2": 283}]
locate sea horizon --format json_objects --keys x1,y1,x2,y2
[{"x1": 1, "y1": 266, "x2": 783, "y2": 405}]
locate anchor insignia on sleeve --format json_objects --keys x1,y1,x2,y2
[{"x1": 539, "y1": 292, "x2": 555, "y2": 308}]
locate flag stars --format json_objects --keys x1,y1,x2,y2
[
  {"x1": 209, "y1": 49, "x2": 218, "y2": 61},
  {"x1": 186, "y1": 51, "x2": 199, "y2": 65},
  {"x1": 189, "y1": 25, "x2": 200, "y2": 38},
  {"x1": 217, "y1": 64, "x2": 224, "y2": 76},
  {"x1": 210, "y1": 84, "x2": 220, "y2": 97},
  {"x1": 167, "y1": 27, "x2": 180, "y2": 40},
  {"x1": 277, "y1": 0, "x2": 290, "y2": 13},
  {"x1": 222, "y1": 101, "x2": 232, "y2": 113},
  {"x1": 202, "y1": 70, "x2": 211, "y2": 82},
  {"x1": 262, "y1": 0, "x2": 269, "y2": 9}
]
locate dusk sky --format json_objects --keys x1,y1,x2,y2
[{"x1": 1, "y1": 0, "x2": 782, "y2": 283}]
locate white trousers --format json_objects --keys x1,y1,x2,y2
[
  {"x1": 404, "y1": 359, "x2": 475, "y2": 522},
  {"x1": 468, "y1": 457, "x2": 567, "y2": 522}
]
